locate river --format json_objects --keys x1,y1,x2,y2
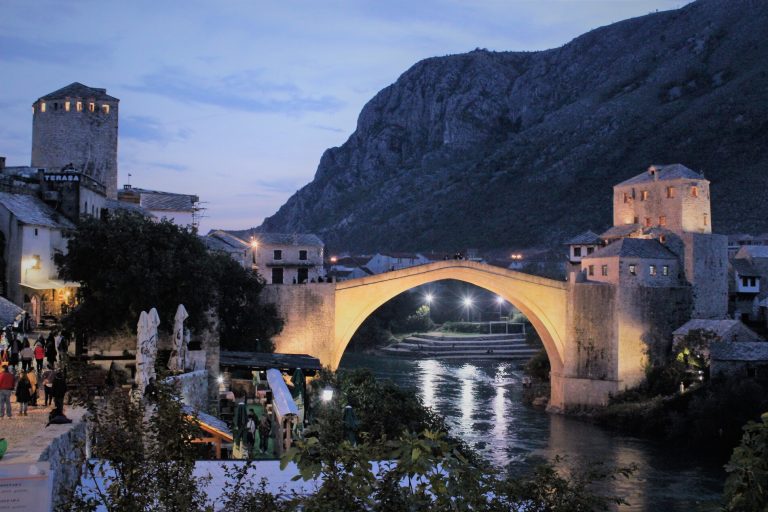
[{"x1": 339, "y1": 353, "x2": 725, "y2": 511}]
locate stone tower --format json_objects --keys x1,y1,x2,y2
[{"x1": 31, "y1": 82, "x2": 119, "y2": 199}]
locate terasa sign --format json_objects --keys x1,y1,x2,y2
[{"x1": 43, "y1": 173, "x2": 81, "y2": 182}]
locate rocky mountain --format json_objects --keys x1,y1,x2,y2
[{"x1": 259, "y1": 0, "x2": 768, "y2": 252}]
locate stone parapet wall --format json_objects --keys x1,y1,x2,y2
[{"x1": 166, "y1": 369, "x2": 209, "y2": 412}]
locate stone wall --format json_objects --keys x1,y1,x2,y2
[
  {"x1": 166, "y1": 369, "x2": 208, "y2": 411},
  {"x1": 261, "y1": 283, "x2": 336, "y2": 363},
  {"x1": 682, "y1": 232, "x2": 728, "y2": 318},
  {"x1": 39, "y1": 410, "x2": 88, "y2": 511}
]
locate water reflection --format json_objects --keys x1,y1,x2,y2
[{"x1": 340, "y1": 354, "x2": 724, "y2": 511}]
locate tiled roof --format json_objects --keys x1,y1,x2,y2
[
  {"x1": 0, "y1": 192, "x2": 75, "y2": 229},
  {"x1": 600, "y1": 224, "x2": 642, "y2": 240},
  {"x1": 732, "y1": 259, "x2": 760, "y2": 277},
  {"x1": 735, "y1": 246, "x2": 768, "y2": 259},
  {"x1": 208, "y1": 230, "x2": 249, "y2": 249},
  {"x1": 219, "y1": 351, "x2": 322, "y2": 371},
  {"x1": 377, "y1": 252, "x2": 423, "y2": 259},
  {"x1": 583, "y1": 237, "x2": 676, "y2": 260},
  {"x1": 710, "y1": 341, "x2": 768, "y2": 362},
  {"x1": 564, "y1": 230, "x2": 601, "y2": 245},
  {"x1": 0, "y1": 297, "x2": 23, "y2": 327},
  {"x1": 615, "y1": 164, "x2": 705, "y2": 187},
  {"x1": 104, "y1": 198, "x2": 150, "y2": 216},
  {"x1": 129, "y1": 188, "x2": 198, "y2": 212},
  {"x1": 673, "y1": 319, "x2": 764, "y2": 340},
  {"x1": 181, "y1": 405, "x2": 232, "y2": 438},
  {"x1": 200, "y1": 236, "x2": 240, "y2": 254},
  {"x1": 230, "y1": 231, "x2": 324, "y2": 247},
  {"x1": 39, "y1": 82, "x2": 118, "y2": 102}
]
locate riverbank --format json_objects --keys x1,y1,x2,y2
[{"x1": 379, "y1": 330, "x2": 539, "y2": 360}]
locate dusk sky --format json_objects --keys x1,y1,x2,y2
[{"x1": 1, "y1": 0, "x2": 690, "y2": 233}]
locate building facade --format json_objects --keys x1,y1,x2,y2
[
  {"x1": 31, "y1": 83, "x2": 119, "y2": 199},
  {"x1": 118, "y1": 185, "x2": 200, "y2": 229},
  {"x1": 250, "y1": 233, "x2": 324, "y2": 284}
]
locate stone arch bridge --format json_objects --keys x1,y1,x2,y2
[{"x1": 261, "y1": 260, "x2": 688, "y2": 411}]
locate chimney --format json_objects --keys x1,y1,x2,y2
[{"x1": 0, "y1": 156, "x2": 5, "y2": 173}]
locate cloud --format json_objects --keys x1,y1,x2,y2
[
  {"x1": 309, "y1": 124, "x2": 345, "y2": 133},
  {"x1": 0, "y1": 35, "x2": 110, "y2": 64},
  {"x1": 120, "y1": 115, "x2": 192, "y2": 144},
  {"x1": 126, "y1": 68, "x2": 344, "y2": 115},
  {"x1": 250, "y1": 178, "x2": 304, "y2": 194}
]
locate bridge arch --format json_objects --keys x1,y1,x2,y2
[{"x1": 331, "y1": 260, "x2": 568, "y2": 374}]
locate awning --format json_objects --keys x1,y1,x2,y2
[
  {"x1": 267, "y1": 368, "x2": 299, "y2": 418},
  {"x1": 20, "y1": 280, "x2": 80, "y2": 290}
]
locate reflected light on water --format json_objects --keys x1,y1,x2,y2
[
  {"x1": 459, "y1": 364, "x2": 477, "y2": 433},
  {"x1": 417, "y1": 359, "x2": 438, "y2": 409},
  {"x1": 493, "y1": 384, "x2": 508, "y2": 449}
]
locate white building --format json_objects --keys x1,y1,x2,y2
[
  {"x1": 365, "y1": 252, "x2": 430, "y2": 274},
  {"x1": 118, "y1": 185, "x2": 200, "y2": 229},
  {"x1": 250, "y1": 233, "x2": 325, "y2": 284},
  {"x1": 0, "y1": 192, "x2": 78, "y2": 326}
]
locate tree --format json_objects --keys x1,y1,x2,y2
[
  {"x1": 724, "y1": 413, "x2": 768, "y2": 511},
  {"x1": 55, "y1": 211, "x2": 281, "y2": 351}
]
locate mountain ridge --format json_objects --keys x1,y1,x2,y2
[{"x1": 258, "y1": 0, "x2": 768, "y2": 252}]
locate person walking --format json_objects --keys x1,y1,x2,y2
[
  {"x1": 33, "y1": 341, "x2": 45, "y2": 373},
  {"x1": 20, "y1": 340, "x2": 33, "y2": 373},
  {"x1": 8, "y1": 336, "x2": 19, "y2": 371},
  {"x1": 258, "y1": 413, "x2": 272, "y2": 454},
  {"x1": 52, "y1": 369, "x2": 67, "y2": 414},
  {"x1": 0, "y1": 364, "x2": 14, "y2": 418},
  {"x1": 15, "y1": 371, "x2": 32, "y2": 416},
  {"x1": 41, "y1": 365, "x2": 54, "y2": 407},
  {"x1": 246, "y1": 412, "x2": 257, "y2": 452},
  {"x1": 27, "y1": 368, "x2": 38, "y2": 406},
  {"x1": 45, "y1": 333, "x2": 57, "y2": 368}
]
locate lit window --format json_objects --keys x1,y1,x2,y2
[
  {"x1": 65, "y1": 101, "x2": 70, "y2": 112},
  {"x1": 588, "y1": 265, "x2": 594, "y2": 276},
  {"x1": 623, "y1": 192, "x2": 630, "y2": 203},
  {"x1": 659, "y1": 216, "x2": 667, "y2": 226},
  {"x1": 76, "y1": 101, "x2": 83, "y2": 112},
  {"x1": 659, "y1": 235, "x2": 666, "y2": 243},
  {"x1": 641, "y1": 190, "x2": 649, "y2": 201},
  {"x1": 88, "y1": 102, "x2": 95, "y2": 112},
  {"x1": 273, "y1": 250, "x2": 282, "y2": 260},
  {"x1": 101, "y1": 104, "x2": 110, "y2": 114},
  {"x1": 629, "y1": 264, "x2": 637, "y2": 276},
  {"x1": 666, "y1": 186, "x2": 676, "y2": 198},
  {"x1": 691, "y1": 186, "x2": 699, "y2": 198},
  {"x1": 650, "y1": 265, "x2": 656, "y2": 276},
  {"x1": 32, "y1": 254, "x2": 41, "y2": 270},
  {"x1": 662, "y1": 265, "x2": 669, "y2": 276},
  {"x1": 601, "y1": 265, "x2": 608, "y2": 276},
  {"x1": 644, "y1": 217, "x2": 652, "y2": 227},
  {"x1": 40, "y1": 102, "x2": 46, "y2": 112},
  {"x1": 703, "y1": 213, "x2": 708, "y2": 226}
]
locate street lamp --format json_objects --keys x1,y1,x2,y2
[
  {"x1": 462, "y1": 296, "x2": 473, "y2": 322},
  {"x1": 321, "y1": 388, "x2": 334, "y2": 402},
  {"x1": 424, "y1": 293, "x2": 434, "y2": 323},
  {"x1": 495, "y1": 295, "x2": 504, "y2": 320}
]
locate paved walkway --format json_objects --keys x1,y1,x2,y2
[{"x1": 1, "y1": 387, "x2": 55, "y2": 449}]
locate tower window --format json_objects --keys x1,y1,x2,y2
[
  {"x1": 691, "y1": 186, "x2": 699, "y2": 198},
  {"x1": 641, "y1": 190, "x2": 649, "y2": 201},
  {"x1": 65, "y1": 101, "x2": 70, "y2": 112},
  {"x1": 644, "y1": 217, "x2": 652, "y2": 227},
  {"x1": 76, "y1": 101, "x2": 83, "y2": 112},
  {"x1": 101, "y1": 104, "x2": 110, "y2": 114},
  {"x1": 633, "y1": 216, "x2": 639, "y2": 224},
  {"x1": 659, "y1": 216, "x2": 667, "y2": 226},
  {"x1": 601, "y1": 265, "x2": 608, "y2": 276},
  {"x1": 703, "y1": 213, "x2": 709, "y2": 226},
  {"x1": 629, "y1": 264, "x2": 637, "y2": 276},
  {"x1": 88, "y1": 102, "x2": 95, "y2": 112},
  {"x1": 662, "y1": 265, "x2": 669, "y2": 276},
  {"x1": 666, "y1": 186, "x2": 675, "y2": 198},
  {"x1": 649, "y1": 265, "x2": 657, "y2": 276},
  {"x1": 623, "y1": 192, "x2": 630, "y2": 203},
  {"x1": 40, "y1": 102, "x2": 46, "y2": 113}
]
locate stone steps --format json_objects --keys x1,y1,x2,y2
[{"x1": 381, "y1": 332, "x2": 539, "y2": 360}]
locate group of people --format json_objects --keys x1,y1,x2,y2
[
  {"x1": 245, "y1": 410, "x2": 274, "y2": 454},
  {"x1": 0, "y1": 328, "x2": 69, "y2": 419}
]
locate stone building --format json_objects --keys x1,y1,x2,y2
[
  {"x1": 581, "y1": 238, "x2": 679, "y2": 287},
  {"x1": 0, "y1": 192, "x2": 77, "y2": 325},
  {"x1": 117, "y1": 185, "x2": 200, "y2": 229},
  {"x1": 729, "y1": 245, "x2": 768, "y2": 324},
  {"x1": 575, "y1": 164, "x2": 728, "y2": 319},
  {"x1": 565, "y1": 231, "x2": 601, "y2": 265},
  {"x1": 203, "y1": 230, "x2": 254, "y2": 269},
  {"x1": 250, "y1": 233, "x2": 324, "y2": 284},
  {"x1": 31, "y1": 83, "x2": 119, "y2": 199}
]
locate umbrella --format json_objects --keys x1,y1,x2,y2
[
  {"x1": 168, "y1": 304, "x2": 189, "y2": 372},
  {"x1": 342, "y1": 405, "x2": 359, "y2": 445},
  {"x1": 0, "y1": 438, "x2": 7, "y2": 460}
]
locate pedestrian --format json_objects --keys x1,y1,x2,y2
[
  {"x1": 20, "y1": 340, "x2": 33, "y2": 373},
  {"x1": 258, "y1": 414, "x2": 271, "y2": 453},
  {"x1": 52, "y1": 369, "x2": 67, "y2": 414},
  {"x1": 27, "y1": 368, "x2": 38, "y2": 406},
  {"x1": 246, "y1": 412, "x2": 257, "y2": 451},
  {"x1": 0, "y1": 364, "x2": 14, "y2": 418},
  {"x1": 42, "y1": 365, "x2": 54, "y2": 407},
  {"x1": 34, "y1": 340, "x2": 45, "y2": 373},
  {"x1": 8, "y1": 336, "x2": 19, "y2": 371},
  {"x1": 45, "y1": 333, "x2": 57, "y2": 367},
  {"x1": 15, "y1": 370, "x2": 32, "y2": 416}
]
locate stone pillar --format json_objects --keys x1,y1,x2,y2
[{"x1": 199, "y1": 309, "x2": 220, "y2": 414}]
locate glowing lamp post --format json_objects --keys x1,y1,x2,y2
[
  {"x1": 321, "y1": 388, "x2": 334, "y2": 403},
  {"x1": 462, "y1": 296, "x2": 474, "y2": 322}
]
